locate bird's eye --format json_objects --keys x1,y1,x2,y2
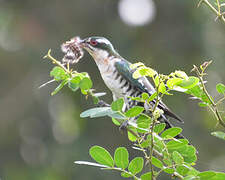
[{"x1": 90, "y1": 39, "x2": 98, "y2": 46}]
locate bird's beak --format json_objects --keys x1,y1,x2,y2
[
  {"x1": 80, "y1": 38, "x2": 90, "y2": 48},
  {"x1": 80, "y1": 38, "x2": 94, "y2": 54},
  {"x1": 79, "y1": 39, "x2": 86, "y2": 48}
]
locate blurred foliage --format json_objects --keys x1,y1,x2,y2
[{"x1": 0, "y1": 0, "x2": 225, "y2": 180}]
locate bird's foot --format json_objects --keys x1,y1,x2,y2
[
  {"x1": 119, "y1": 120, "x2": 129, "y2": 131},
  {"x1": 97, "y1": 100, "x2": 110, "y2": 107}
]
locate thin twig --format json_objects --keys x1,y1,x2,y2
[
  {"x1": 148, "y1": 76, "x2": 163, "y2": 180},
  {"x1": 216, "y1": 0, "x2": 221, "y2": 14},
  {"x1": 199, "y1": 0, "x2": 225, "y2": 23},
  {"x1": 43, "y1": 49, "x2": 71, "y2": 75},
  {"x1": 39, "y1": 79, "x2": 55, "y2": 89},
  {"x1": 216, "y1": 97, "x2": 225, "y2": 105},
  {"x1": 193, "y1": 65, "x2": 225, "y2": 128}
]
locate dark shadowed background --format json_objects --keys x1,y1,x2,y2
[{"x1": 0, "y1": 0, "x2": 225, "y2": 179}]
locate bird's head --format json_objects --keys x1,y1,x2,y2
[{"x1": 81, "y1": 37, "x2": 120, "y2": 61}]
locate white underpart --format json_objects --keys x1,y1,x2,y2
[
  {"x1": 88, "y1": 48, "x2": 159, "y2": 113},
  {"x1": 88, "y1": 49, "x2": 126, "y2": 100}
]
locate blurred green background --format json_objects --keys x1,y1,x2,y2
[{"x1": 0, "y1": 0, "x2": 225, "y2": 179}]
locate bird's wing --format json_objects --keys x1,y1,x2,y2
[{"x1": 115, "y1": 60, "x2": 183, "y2": 123}]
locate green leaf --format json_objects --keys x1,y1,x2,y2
[
  {"x1": 152, "y1": 156, "x2": 163, "y2": 169},
  {"x1": 154, "y1": 76, "x2": 159, "y2": 87},
  {"x1": 114, "y1": 147, "x2": 129, "y2": 169},
  {"x1": 163, "y1": 168, "x2": 175, "y2": 174},
  {"x1": 111, "y1": 118, "x2": 120, "y2": 126},
  {"x1": 50, "y1": 66, "x2": 68, "y2": 81},
  {"x1": 128, "y1": 157, "x2": 144, "y2": 175},
  {"x1": 130, "y1": 62, "x2": 144, "y2": 69},
  {"x1": 167, "y1": 78, "x2": 183, "y2": 89},
  {"x1": 128, "y1": 96, "x2": 142, "y2": 101},
  {"x1": 161, "y1": 127, "x2": 182, "y2": 139},
  {"x1": 216, "y1": 83, "x2": 225, "y2": 94},
  {"x1": 111, "y1": 98, "x2": 124, "y2": 111},
  {"x1": 175, "y1": 145, "x2": 197, "y2": 163},
  {"x1": 80, "y1": 107, "x2": 112, "y2": 118},
  {"x1": 74, "y1": 161, "x2": 109, "y2": 168},
  {"x1": 166, "y1": 139, "x2": 189, "y2": 150},
  {"x1": 198, "y1": 102, "x2": 208, "y2": 107},
  {"x1": 141, "y1": 92, "x2": 149, "y2": 100},
  {"x1": 185, "y1": 85, "x2": 203, "y2": 98},
  {"x1": 79, "y1": 77, "x2": 93, "y2": 90},
  {"x1": 140, "y1": 139, "x2": 151, "y2": 148},
  {"x1": 159, "y1": 82, "x2": 166, "y2": 93},
  {"x1": 51, "y1": 79, "x2": 68, "y2": 95},
  {"x1": 174, "y1": 70, "x2": 188, "y2": 79},
  {"x1": 81, "y1": 89, "x2": 88, "y2": 95},
  {"x1": 172, "y1": 151, "x2": 184, "y2": 164},
  {"x1": 178, "y1": 76, "x2": 199, "y2": 89},
  {"x1": 201, "y1": 93, "x2": 212, "y2": 104},
  {"x1": 137, "y1": 114, "x2": 151, "y2": 131},
  {"x1": 133, "y1": 70, "x2": 141, "y2": 79},
  {"x1": 186, "y1": 167, "x2": 199, "y2": 176},
  {"x1": 153, "y1": 135, "x2": 164, "y2": 153},
  {"x1": 211, "y1": 131, "x2": 225, "y2": 140},
  {"x1": 70, "y1": 75, "x2": 82, "y2": 84},
  {"x1": 121, "y1": 172, "x2": 132, "y2": 178},
  {"x1": 210, "y1": 172, "x2": 225, "y2": 180},
  {"x1": 127, "y1": 127, "x2": 137, "y2": 142},
  {"x1": 89, "y1": 146, "x2": 114, "y2": 167},
  {"x1": 176, "y1": 165, "x2": 189, "y2": 176},
  {"x1": 139, "y1": 67, "x2": 157, "y2": 77},
  {"x1": 197, "y1": 171, "x2": 216, "y2": 179},
  {"x1": 68, "y1": 81, "x2": 79, "y2": 92},
  {"x1": 133, "y1": 66, "x2": 157, "y2": 79},
  {"x1": 140, "y1": 135, "x2": 151, "y2": 148},
  {"x1": 183, "y1": 175, "x2": 197, "y2": 180},
  {"x1": 163, "y1": 153, "x2": 173, "y2": 166},
  {"x1": 154, "y1": 123, "x2": 166, "y2": 134},
  {"x1": 141, "y1": 172, "x2": 152, "y2": 180},
  {"x1": 125, "y1": 106, "x2": 144, "y2": 117},
  {"x1": 148, "y1": 92, "x2": 157, "y2": 101}
]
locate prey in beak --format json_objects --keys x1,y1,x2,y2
[{"x1": 61, "y1": 36, "x2": 85, "y2": 64}]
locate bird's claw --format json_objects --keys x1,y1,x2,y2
[
  {"x1": 119, "y1": 120, "x2": 129, "y2": 131},
  {"x1": 97, "y1": 100, "x2": 110, "y2": 107}
]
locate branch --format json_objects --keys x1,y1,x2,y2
[
  {"x1": 43, "y1": 49, "x2": 72, "y2": 75},
  {"x1": 198, "y1": 0, "x2": 225, "y2": 23},
  {"x1": 192, "y1": 65, "x2": 225, "y2": 128}
]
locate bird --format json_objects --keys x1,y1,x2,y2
[{"x1": 80, "y1": 36, "x2": 184, "y2": 135}]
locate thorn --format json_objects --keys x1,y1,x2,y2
[
  {"x1": 191, "y1": 65, "x2": 197, "y2": 72},
  {"x1": 215, "y1": 16, "x2": 219, "y2": 22},
  {"x1": 39, "y1": 79, "x2": 55, "y2": 89},
  {"x1": 48, "y1": 49, "x2": 52, "y2": 55},
  {"x1": 145, "y1": 160, "x2": 149, "y2": 166},
  {"x1": 43, "y1": 49, "x2": 52, "y2": 59}
]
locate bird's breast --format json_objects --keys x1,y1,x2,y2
[
  {"x1": 101, "y1": 66, "x2": 124, "y2": 99},
  {"x1": 95, "y1": 57, "x2": 141, "y2": 104}
]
